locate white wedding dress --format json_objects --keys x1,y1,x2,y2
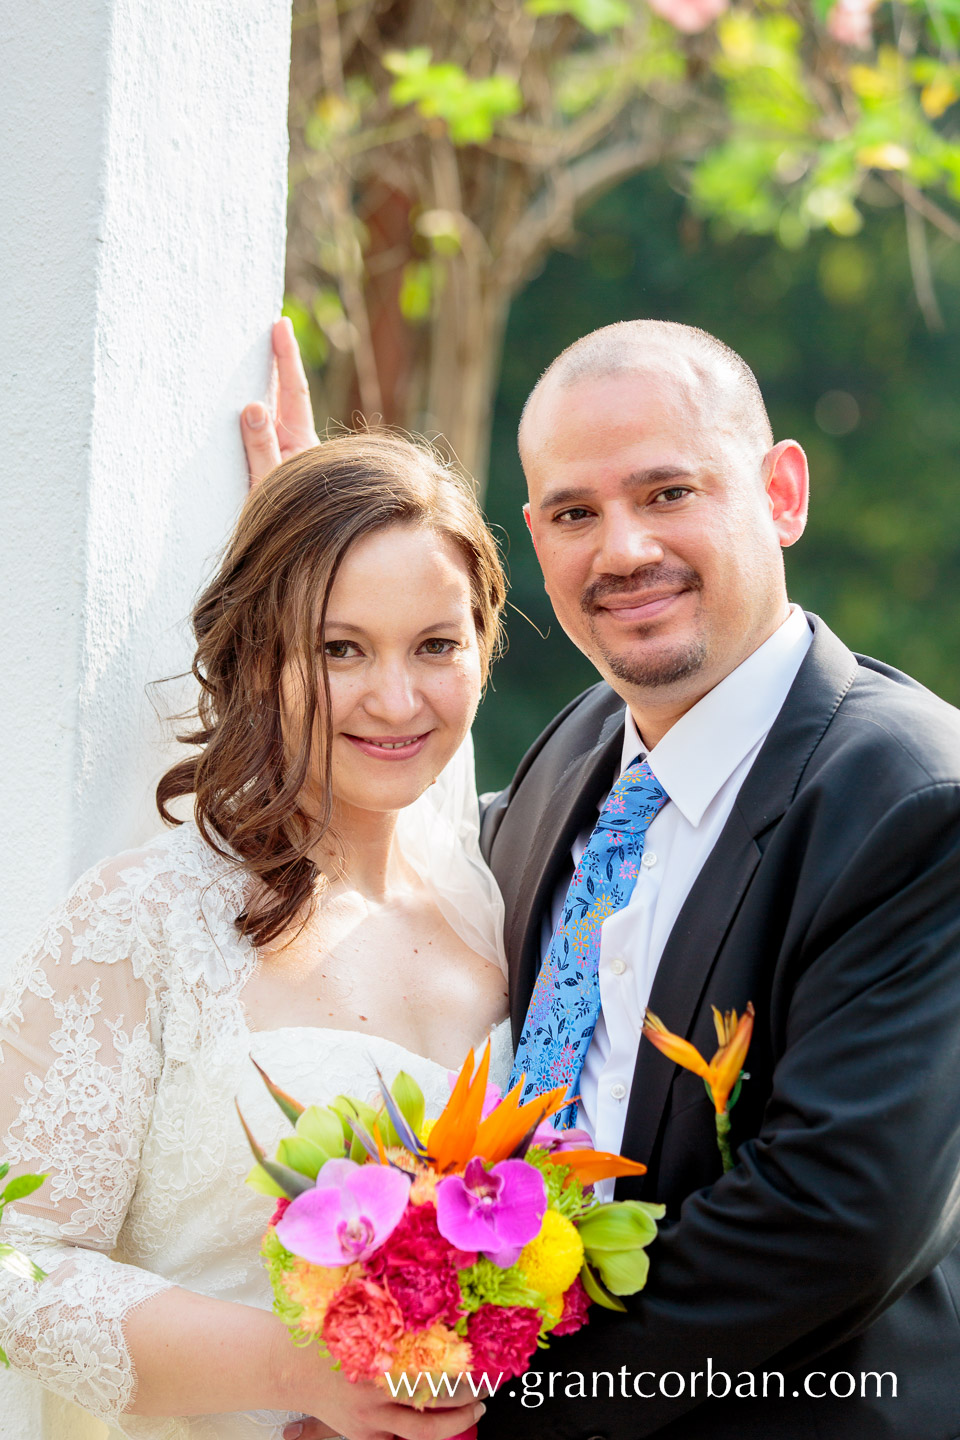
[{"x1": 0, "y1": 745, "x2": 513, "y2": 1440}]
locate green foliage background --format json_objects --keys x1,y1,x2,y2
[{"x1": 472, "y1": 170, "x2": 960, "y2": 792}]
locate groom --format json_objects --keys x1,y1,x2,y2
[
  {"x1": 249, "y1": 319, "x2": 960, "y2": 1440},
  {"x1": 476, "y1": 321, "x2": 960, "y2": 1440}
]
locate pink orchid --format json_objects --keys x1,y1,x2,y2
[
  {"x1": 531, "y1": 1122, "x2": 595, "y2": 1155},
  {"x1": 435, "y1": 1157, "x2": 546, "y2": 1268},
  {"x1": 275, "y1": 1158, "x2": 410, "y2": 1265},
  {"x1": 647, "y1": 0, "x2": 728, "y2": 34}
]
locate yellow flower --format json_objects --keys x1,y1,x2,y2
[
  {"x1": 539, "y1": 1291, "x2": 565, "y2": 1331},
  {"x1": 281, "y1": 1259, "x2": 360, "y2": 1332},
  {"x1": 642, "y1": 1003, "x2": 754, "y2": 1116},
  {"x1": 518, "y1": 1209, "x2": 585, "y2": 1297}
]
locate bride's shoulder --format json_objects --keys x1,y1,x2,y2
[{"x1": 23, "y1": 820, "x2": 251, "y2": 986}]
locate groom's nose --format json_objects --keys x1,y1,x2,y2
[{"x1": 592, "y1": 506, "x2": 665, "y2": 575}]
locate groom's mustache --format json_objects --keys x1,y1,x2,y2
[{"x1": 580, "y1": 563, "x2": 704, "y2": 615}]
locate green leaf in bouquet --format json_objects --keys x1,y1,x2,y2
[
  {"x1": 579, "y1": 1260, "x2": 627, "y2": 1311},
  {"x1": 577, "y1": 1199, "x2": 665, "y2": 1295},
  {"x1": 330, "y1": 1096, "x2": 381, "y2": 1162},
  {"x1": 0, "y1": 1161, "x2": 9, "y2": 1182},
  {"x1": 295, "y1": 1105, "x2": 346, "y2": 1160},
  {"x1": 0, "y1": 1243, "x2": 46, "y2": 1283},
  {"x1": 276, "y1": 1135, "x2": 328, "y2": 1180},
  {"x1": 235, "y1": 1102, "x2": 314, "y2": 1199},
  {"x1": 590, "y1": 1243, "x2": 651, "y2": 1295},
  {"x1": 372, "y1": 1067, "x2": 428, "y2": 1155},
  {"x1": 1, "y1": 1174, "x2": 47, "y2": 1205},
  {"x1": 245, "y1": 1162, "x2": 289, "y2": 1198},
  {"x1": 0, "y1": 1343, "x2": 7, "y2": 1366},
  {"x1": 391, "y1": 1071, "x2": 425, "y2": 1139},
  {"x1": 251, "y1": 1059, "x2": 305, "y2": 1124}
]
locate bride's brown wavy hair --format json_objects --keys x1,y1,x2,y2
[{"x1": 156, "y1": 431, "x2": 506, "y2": 948}]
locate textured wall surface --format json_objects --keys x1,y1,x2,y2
[
  {"x1": 0, "y1": 0, "x2": 292, "y2": 958},
  {"x1": 0, "y1": 2, "x2": 292, "y2": 1429}
]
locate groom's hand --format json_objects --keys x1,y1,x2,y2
[
  {"x1": 282, "y1": 1411, "x2": 481, "y2": 1439},
  {"x1": 241, "y1": 317, "x2": 320, "y2": 485}
]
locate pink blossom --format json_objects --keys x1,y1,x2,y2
[
  {"x1": 466, "y1": 1303, "x2": 542, "y2": 1381},
  {"x1": 827, "y1": 0, "x2": 877, "y2": 47},
  {"x1": 530, "y1": 1122, "x2": 594, "y2": 1154},
  {"x1": 552, "y1": 1275, "x2": 591, "y2": 1336},
  {"x1": 322, "y1": 1278, "x2": 405, "y2": 1382},
  {"x1": 647, "y1": 0, "x2": 728, "y2": 34},
  {"x1": 436, "y1": 1158, "x2": 546, "y2": 1268},
  {"x1": 276, "y1": 1158, "x2": 410, "y2": 1265},
  {"x1": 365, "y1": 1202, "x2": 474, "y2": 1330}
]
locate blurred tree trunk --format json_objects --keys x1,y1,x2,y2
[{"x1": 284, "y1": 0, "x2": 960, "y2": 490}]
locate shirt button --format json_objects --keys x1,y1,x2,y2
[
  {"x1": 610, "y1": 1082, "x2": 627, "y2": 1101},
  {"x1": 610, "y1": 957, "x2": 627, "y2": 976},
  {"x1": 641, "y1": 851, "x2": 658, "y2": 868}
]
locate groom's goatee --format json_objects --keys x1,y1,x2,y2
[{"x1": 581, "y1": 563, "x2": 707, "y2": 688}]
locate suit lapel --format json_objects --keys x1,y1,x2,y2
[
  {"x1": 508, "y1": 708, "x2": 624, "y2": 1043},
  {"x1": 619, "y1": 615, "x2": 860, "y2": 1175}
]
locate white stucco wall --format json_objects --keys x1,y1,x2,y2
[
  {"x1": 0, "y1": 1, "x2": 292, "y2": 1431},
  {"x1": 0, "y1": 0, "x2": 292, "y2": 957}
]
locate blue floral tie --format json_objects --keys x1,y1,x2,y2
[{"x1": 509, "y1": 758, "x2": 669, "y2": 1127}]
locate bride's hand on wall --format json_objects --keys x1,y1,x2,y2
[{"x1": 241, "y1": 317, "x2": 319, "y2": 485}]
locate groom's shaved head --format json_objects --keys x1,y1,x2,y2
[{"x1": 519, "y1": 320, "x2": 773, "y2": 465}]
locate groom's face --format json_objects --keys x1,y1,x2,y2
[{"x1": 520, "y1": 367, "x2": 806, "y2": 709}]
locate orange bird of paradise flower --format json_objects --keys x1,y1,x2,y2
[
  {"x1": 427, "y1": 1043, "x2": 648, "y2": 1185},
  {"x1": 642, "y1": 1003, "x2": 755, "y2": 1116}
]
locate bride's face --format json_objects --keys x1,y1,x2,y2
[{"x1": 285, "y1": 522, "x2": 484, "y2": 818}]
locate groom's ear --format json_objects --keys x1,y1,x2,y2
[{"x1": 763, "y1": 440, "x2": 809, "y2": 549}]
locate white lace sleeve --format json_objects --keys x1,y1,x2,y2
[{"x1": 0, "y1": 854, "x2": 175, "y2": 1426}]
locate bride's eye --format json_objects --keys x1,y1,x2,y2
[
  {"x1": 324, "y1": 639, "x2": 361, "y2": 659},
  {"x1": 419, "y1": 637, "x2": 458, "y2": 656}
]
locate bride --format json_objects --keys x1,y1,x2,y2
[{"x1": 0, "y1": 413, "x2": 512, "y2": 1440}]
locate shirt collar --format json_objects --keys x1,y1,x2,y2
[{"x1": 619, "y1": 605, "x2": 813, "y2": 827}]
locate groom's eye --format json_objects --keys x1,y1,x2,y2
[
  {"x1": 655, "y1": 486, "x2": 691, "y2": 504},
  {"x1": 554, "y1": 507, "x2": 593, "y2": 523}
]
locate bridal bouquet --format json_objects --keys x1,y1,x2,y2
[{"x1": 239, "y1": 1044, "x2": 663, "y2": 1407}]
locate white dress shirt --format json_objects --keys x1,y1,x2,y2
[{"x1": 542, "y1": 606, "x2": 813, "y2": 1195}]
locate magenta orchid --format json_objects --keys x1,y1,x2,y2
[
  {"x1": 531, "y1": 1123, "x2": 595, "y2": 1156},
  {"x1": 435, "y1": 1157, "x2": 546, "y2": 1268},
  {"x1": 275, "y1": 1158, "x2": 410, "y2": 1266}
]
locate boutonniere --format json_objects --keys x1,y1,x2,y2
[{"x1": 642, "y1": 1004, "x2": 755, "y2": 1172}]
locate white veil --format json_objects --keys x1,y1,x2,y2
[{"x1": 394, "y1": 732, "x2": 507, "y2": 977}]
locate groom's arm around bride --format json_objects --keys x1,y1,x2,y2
[{"x1": 480, "y1": 322, "x2": 960, "y2": 1440}]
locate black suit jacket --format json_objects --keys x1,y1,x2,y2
[{"x1": 479, "y1": 616, "x2": 960, "y2": 1440}]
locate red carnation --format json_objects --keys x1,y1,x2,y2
[
  {"x1": 322, "y1": 1278, "x2": 405, "y2": 1382},
  {"x1": 466, "y1": 1303, "x2": 542, "y2": 1381},
  {"x1": 366, "y1": 1202, "x2": 474, "y2": 1331},
  {"x1": 552, "y1": 1275, "x2": 591, "y2": 1336}
]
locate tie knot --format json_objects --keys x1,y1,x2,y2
[{"x1": 597, "y1": 757, "x2": 668, "y2": 831}]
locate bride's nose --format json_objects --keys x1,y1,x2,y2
[{"x1": 362, "y1": 657, "x2": 422, "y2": 723}]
